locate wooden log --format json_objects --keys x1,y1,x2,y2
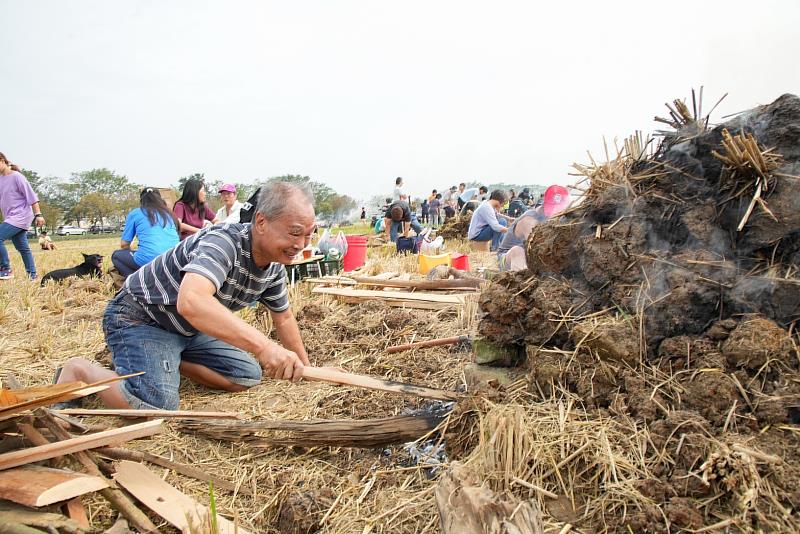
[
  {"x1": 0, "y1": 466, "x2": 108, "y2": 507},
  {"x1": 97, "y1": 447, "x2": 252, "y2": 495},
  {"x1": 0, "y1": 419, "x2": 162, "y2": 470},
  {"x1": 63, "y1": 497, "x2": 90, "y2": 529},
  {"x1": 178, "y1": 413, "x2": 445, "y2": 448},
  {"x1": 0, "y1": 521, "x2": 47, "y2": 534},
  {"x1": 311, "y1": 286, "x2": 465, "y2": 310},
  {"x1": 301, "y1": 366, "x2": 460, "y2": 401},
  {"x1": 16, "y1": 423, "x2": 67, "y2": 468},
  {"x1": 114, "y1": 460, "x2": 251, "y2": 534},
  {"x1": 387, "y1": 335, "x2": 470, "y2": 354},
  {"x1": 0, "y1": 502, "x2": 85, "y2": 534},
  {"x1": 34, "y1": 411, "x2": 159, "y2": 533},
  {"x1": 0, "y1": 436, "x2": 28, "y2": 454},
  {"x1": 55, "y1": 408, "x2": 242, "y2": 419},
  {"x1": 436, "y1": 462, "x2": 543, "y2": 534},
  {"x1": 348, "y1": 276, "x2": 482, "y2": 291}
]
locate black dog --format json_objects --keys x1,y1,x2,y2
[{"x1": 41, "y1": 254, "x2": 104, "y2": 285}]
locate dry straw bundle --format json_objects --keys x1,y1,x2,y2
[{"x1": 712, "y1": 128, "x2": 783, "y2": 231}]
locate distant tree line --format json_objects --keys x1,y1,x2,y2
[{"x1": 15, "y1": 168, "x2": 357, "y2": 230}]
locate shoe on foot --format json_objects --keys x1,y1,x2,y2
[
  {"x1": 0, "y1": 268, "x2": 13, "y2": 280},
  {"x1": 51, "y1": 398, "x2": 84, "y2": 411}
]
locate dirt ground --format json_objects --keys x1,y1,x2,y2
[{"x1": 0, "y1": 236, "x2": 495, "y2": 533}]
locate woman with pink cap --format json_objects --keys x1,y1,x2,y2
[{"x1": 215, "y1": 183, "x2": 243, "y2": 223}]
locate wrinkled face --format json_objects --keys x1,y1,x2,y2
[
  {"x1": 251, "y1": 197, "x2": 316, "y2": 265},
  {"x1": 220, "y1": 190, "x2": 236, "y2": 208}
]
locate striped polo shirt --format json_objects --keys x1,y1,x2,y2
[{"x1": 122, "y1": 223, "x2": 288, "y2": 336}]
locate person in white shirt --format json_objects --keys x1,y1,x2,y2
[
  {"x1": 215, "y1": 183, "x2": 243, "y2": 223},
  {"x1": 393, "y1": 177, "x2": 407, "y2": 201}
]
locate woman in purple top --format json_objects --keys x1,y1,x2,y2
[
  {"x1": 173, "y1": 178, "x2": 218, "y2": 240},
  {"x1": 0, "y1": 152, "x2": 44, "y2": 280}
]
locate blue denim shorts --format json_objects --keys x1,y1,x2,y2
[{"x1": 102, "y1": 292, "x2": 262, "y2": 410}]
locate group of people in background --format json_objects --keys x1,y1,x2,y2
[
  {"x1": 111, "y1": 179, "x2": 244, "y2": 278},
  {"x1": 2, "y1": 156, "x2": 572, "y2": 284},
  {"x1": 378, "y1": 175, "x2": 572, "y2": 273},
  {"x1": 0, "y1": 152, "x2": 247, "y2": 283}
]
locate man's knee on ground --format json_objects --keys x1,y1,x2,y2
[{"x1": 60, "y1": 357, "x2": 93, "y2": 380}]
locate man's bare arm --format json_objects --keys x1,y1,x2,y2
[
  {"x1": 176, "y1": 273, "x2": 303, "y2": 380},
  {"x1": 271, "y1": 309, "x2": 310, "y2": 365}
]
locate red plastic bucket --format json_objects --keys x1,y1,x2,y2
[
  {"x1": 343, "y1": 235, "x2": 368, "y2": 272},
  {"x1": 451, "y1": 253, "x2": 470, "y2": 271}
]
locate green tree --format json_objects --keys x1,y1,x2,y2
[
  {"x1": 38, "y1": 201, "x2": 63, "y2": 231},
  {"x1": 74, "y1": 192, "x2": 116, "y2": 227},
  {"x1": 175, "y1": 172, "x2": 205, "y2": 192},
  {"x1": 72, "y1": 168, "x2": 134, "y2": 197}
]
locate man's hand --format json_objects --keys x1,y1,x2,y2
[
  {"x1": 255, "y1": 343, "x2": 304, "y2": 381},
  {"x1": 35, "y1": 215, "x2": 45, "y2": 227}
]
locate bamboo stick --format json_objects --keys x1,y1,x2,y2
[
  {"x1": 387, "y1": 335, "x2": 470, "y2": 354},
  {"x1": 97, "y1": 447, "x2": 252, "y2": 495}
]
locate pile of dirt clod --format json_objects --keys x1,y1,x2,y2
[
  {"x1": 477, "y1": 94, "x2": 800, "y2": 531},
  {"x1": 437, "y1": 210, "x2": 472, "y2": 240}
]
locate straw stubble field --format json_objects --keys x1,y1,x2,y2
[{"x1": 1, "y1": 236, "x2": 500, "y2": 533}]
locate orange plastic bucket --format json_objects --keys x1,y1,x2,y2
[
  {"x1": 343, "y1": 235, "x2": 368, "y2": 271},
  {"x1": 451, "y1": 253, "x2": 470, "y2": 271}
]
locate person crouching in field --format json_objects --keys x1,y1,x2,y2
[
  {"x1": 38, "y1": 231, "x2": 56, "y2": 250},
  {"x1": 111, "y1": 187, "x2": 180, "y2": 278},
  {"x1": 0, "y1": 152, "x2": 44, "y2": 280},
  {"x1": 56, "y1": 181, "x2": 316, "y2": 410}
]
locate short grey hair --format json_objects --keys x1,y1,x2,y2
[{"x1": 256, "y1": 181, "x2": 315, "y2": 221}]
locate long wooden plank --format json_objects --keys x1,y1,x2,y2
[
  {"x1": 0, "y1": 420, "x2": 163, "y2": 471},
  {"x1": 312, "y1": 286, "x2": 465, "y2": 303},
  {"x1": 55, "y1": 408, "x2": 242, "y2": 419},
  {"x1": 336, "y1": 296, "x2": 452, "y2": 310},
  {"x1": 349, "y1": 276, "x2": 482, "y2": 291},
  {"x1": 301, "y1": 367, "x2": 460, "y2": 401},
  {"x1": 0, "y1": 386, "x2": 109, "y2": 422},
  {"x1": 0, "y1": 466, "x2": 109, "y2": 507},
  {"x1": 313, "y1": 287, "x2": 465, "y2": 310},
  {"x1": 0, "y1": 372, "x2": 143, "y2": 420},
  {"x1": 113, "y1": 461, "x2": 251, "y2": 534}
]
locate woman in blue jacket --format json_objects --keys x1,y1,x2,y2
[{"x1": 112, "y1": 188, "x2": 179, "y2": 278}]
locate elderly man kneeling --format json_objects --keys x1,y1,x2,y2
[{"x1": 56, "y1": 181, "x2": 315, "y2": 410}]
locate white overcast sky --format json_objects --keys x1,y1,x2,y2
[{"x1": 2, "y1": 1, "x2": 798, "y2": 203}]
